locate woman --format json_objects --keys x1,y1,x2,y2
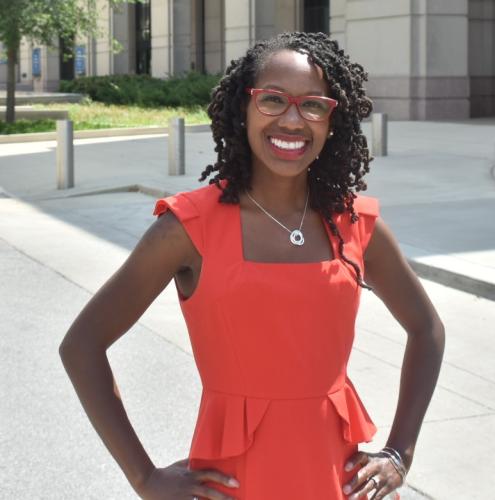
[{"x1": 59, "y1": 32, "x2": 445, "y2": 500}]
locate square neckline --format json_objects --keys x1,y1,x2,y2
[{"x1": 235, "y1": 201, "x2": 342, "y2": 266}]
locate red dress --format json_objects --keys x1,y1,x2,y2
[{"x1": 153, "y1": 179, "x2": 379, "y2": 499}]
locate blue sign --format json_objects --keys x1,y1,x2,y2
[
  {"x1": 32, "y1": 48, "x2": 41, "y2": 77},
  {"x1": 75, "y1": 45, "x2": 86, "y2": 76}
]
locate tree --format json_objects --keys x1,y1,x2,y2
[{"x1": 0, "y1": 0, "x2": 138, "y2": 123}]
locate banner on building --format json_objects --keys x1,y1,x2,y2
[
  {"x1": 32, "y1": 48, "x2": 41, "y2": 77},
  {"x1": 75, "y1": 45, "x2": 86, "y2": 76}
]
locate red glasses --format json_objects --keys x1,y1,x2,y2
[{"x1": 245, "y1": 87, "x2": 337, "y2": 122}]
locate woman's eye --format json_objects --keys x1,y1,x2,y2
[
  {"x1": 302, "y1": 99, "x2": 325, "y2": 110},
  {"x1": 260, "y1": 94, "x2": 284, "y2": 104}
]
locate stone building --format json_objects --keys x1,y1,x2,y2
[{"x1": 1, "y1": 0, "x2": 493, "y2": 120}]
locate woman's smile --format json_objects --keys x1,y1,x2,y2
[{"x1": 266, "y1": 133, "x2": 311, "y2": 160}]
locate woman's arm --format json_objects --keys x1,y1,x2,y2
[
  {"x1": 364, "y1": 217, "x2": 445, "y2": 466},
  {"x1": 343, "y1": 217, "x2": 445, "y2": 499},
  {"x1": 59, "y1": 210, "x2": 198, "y2": 494}
]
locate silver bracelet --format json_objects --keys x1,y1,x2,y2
[
  {"x1": 378, "y1": 448, "x2": 407, "y2": 483},
  {"x1": 382, "y1": 446, "x2": 405, "y2": 464}
]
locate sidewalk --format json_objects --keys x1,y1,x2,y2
[{"x1": 1, "y1": 119, "x2": 494, "y2": 499}]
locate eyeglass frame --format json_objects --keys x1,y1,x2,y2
[{"x1": 245, "y1": 87, "x2": 338, "y2": 122}]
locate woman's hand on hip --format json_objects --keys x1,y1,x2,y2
[
  {"x1": 342, "y1": 451, "x2": 403, "y2": 500},
  {"x1": 136, "y1": 458, "x2": 240, "y2": 500}
]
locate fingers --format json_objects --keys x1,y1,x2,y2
[
  {"x1": 369, "y1": 470, "x2": 402, "y2": 500},
  {"x1": 344, "y1": 451, "x2": 372, "y2": 473},
  {"x1": 191, "y1": 484, "x2": 237, "y2": 500},
  {"x1": 193, "y1": 468, "x2": 240, "y2": 489},
  {"x1": 353, "y1": 476, "x2": 379, "y2": 500},
  {"x1": 191, "y1": 468, "x2": 240, "y2": 500},
  {"x1": 343, "y1": 454, "x2": 403, "y2": 500},
  {"x1": 343, "y1": 461, "x2": 380, "y2": 500},
  {"x1": 370, "y1": 482, "x2": 400, "y2": 500}
]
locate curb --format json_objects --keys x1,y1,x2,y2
[
  {"x1": 30, "y1": 184, "x2": 170, "y2": 201},
  {"x1": 0, "y1": 123, "x2": 211, "y2": 144},
  {"x1": 408, "y1": 259, "x2": 495, "y2": 301}
]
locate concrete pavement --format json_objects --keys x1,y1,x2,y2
[{"x1": 1, "y1": 119, "x2": 495, "y2": 499}]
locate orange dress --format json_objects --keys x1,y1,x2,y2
[{"x1": 153, "y1": 179, "x2": 378, "y2": 499}]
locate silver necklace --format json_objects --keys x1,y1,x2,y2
[{"x1": 245, "y1": 189, "x2": 310, "y2": 246}]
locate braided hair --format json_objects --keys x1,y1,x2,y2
[{"x1": 198, "y1": 31, "x2": 374, "y2": 290}]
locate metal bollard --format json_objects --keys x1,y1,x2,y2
[
  {"x1": 168, "y1": 117, "x2": 185, "y2": 175},
  {"x1": 371, "y1": 113, "x2": 388, "y2": 157},
  {"x1": 56, "y1": 120, "x2": 74, "y2": 189}
]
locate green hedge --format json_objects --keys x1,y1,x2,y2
[
  {"x1": 60, "y1": 72, "x2": 221, "y2": 107},
  {"x1": 0, "y1": 119, "x2": 56, "y2": 134}
]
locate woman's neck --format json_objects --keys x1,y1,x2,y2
[{"x1": 246, "y1": 170, "x2": 310, "y2": 215}]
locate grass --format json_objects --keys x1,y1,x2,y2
[
  {"x1": 0, "y1": 119, "x2": 56, "y2": 134},
  {"x1": 0, "y1": 100, "x2": 211, "y2": 134}
]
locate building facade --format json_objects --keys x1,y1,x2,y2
[{"x1": 1, "y1": 0, "x2": 494, "y2": 119}]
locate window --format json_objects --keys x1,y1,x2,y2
[
  {"x1": 59, "y1": 36, "x2": 75, "y2": 80},
  {"x1": 136, "y1": 0, "x2": 151, "y2": 74},
  {"x1": 304, "y1": 0, "x2": 329, "y2": 34}
]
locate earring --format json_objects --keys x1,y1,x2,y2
[
  {"x1": 240, "y1": 121, "x2": 245, "y2": 127},
  {"x1": 328, "y1": 131, "x2": 334, "y2": 138},
  {"x1": 315, "y1": 155, "x2": 319, "y2": 160}
]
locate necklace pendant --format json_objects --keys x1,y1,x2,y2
[{"x1": 290, "y1": 230, "x2": 305, "y2": 246}]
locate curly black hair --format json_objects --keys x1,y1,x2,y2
[{"x1": 198, "y1": 31, "x2": 374, "y2": 290}]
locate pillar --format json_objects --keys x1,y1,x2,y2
[
  {"x1": 335, "y1": 0, "x2": 471, "y2": 120},
  {"x1": 150, "y1": 0, "x2": 173, "y2": 77}
]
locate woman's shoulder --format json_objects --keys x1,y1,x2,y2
[
  {"x1": 352, "y1": 193, "x2": 380, "y2": 217},
  {"x1": 153, "y1": 180, "x2": 225, "y2": 220},
  {"x1": 180, "y1": 180, "x2": 226, "y2": 210}
]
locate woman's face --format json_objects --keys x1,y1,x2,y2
[{"x1": 246, "y1": 49, "x2": 332, "y2": 180}]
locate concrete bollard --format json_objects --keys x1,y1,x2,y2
[
  {"x1": 56, "y1": 120, "x2": 74, "y2": 189},
  {"x1": 371, "y1": 113, "x2": 388, "y2": 157},
  {"x1": 168, "y1": 117, "x2": 185, "y2": 175}
]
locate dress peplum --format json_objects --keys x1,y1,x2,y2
[{"x1": 153, "y1": 179, "x2": 379, "y2": 499}]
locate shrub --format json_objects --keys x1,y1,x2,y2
[
  {"x1": 60, "y1": 72, "x2": 221, "y2": 108},
  {"x1": 0, "y1": 119, "x2": 56, "y2": 134}
]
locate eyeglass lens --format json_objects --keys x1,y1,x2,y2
[{"x1": 255, "y1": 92, "x2": 331, "y2": 121}]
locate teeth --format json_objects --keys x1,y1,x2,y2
[{"x1": 269, "y1": 137, "x2": 306, "y2": 150}]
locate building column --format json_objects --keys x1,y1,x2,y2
[
  {"x1": 113, "y1": 3, "x2": 136, "y2": 74},
  {"x1": 274, "y1": 0, "x2": 303, "y2": 33},
  {"x1": 224, "y1": 0, "x2": 255, "y2": 66},
  {"x1": 329, "y1": 0, "x2": 346, "y2": 48},
  {"x1": 18, "y1": 41, "x2": 32, "y2": 88},
  {"x1": 33, "y1": 44, "x2": 60, "y2": 92},
  {"x1": 203, "y1": 0, "x2": 224, "y2": 74},
  {"x1": 336, "y1": 0, "x2": 470, "y2": 120},
  {"x1": 95, "y1": 0, "x2": 113, "y2": 76},
  {"x1": 173, "y1": 0, "x2": 192, "y2": 74},
  {"x1": 150, "y1": 0, "x2": 173, "y2": 77}
]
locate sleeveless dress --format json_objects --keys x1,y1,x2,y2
[{"x1": 153, "y1": 179, "x2": 379, "y2": 499}]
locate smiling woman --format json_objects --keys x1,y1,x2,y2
[{"x1": 60, "y1": 32, "x2": 445, "y2": 500}]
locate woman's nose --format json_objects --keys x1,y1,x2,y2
[{"x1": 278, "y1": 103, "x2": 305, "y2": 129}]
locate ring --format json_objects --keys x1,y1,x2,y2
[{"x1": 368, "y1": 476, "x2": 379, "y2": 489}]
